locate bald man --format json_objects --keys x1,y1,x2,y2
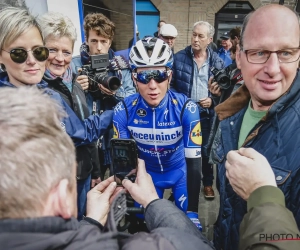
[{"x1": 211, "y1": 4, "x2": 300, "y2": 250}]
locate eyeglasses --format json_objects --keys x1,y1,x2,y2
[
  {"x1": 2, "y1": 46, "x2": 49, "y2": 64},
  {"x1": 132, "y1": 69, "x2": 171, "y2": 84},
  {"x1": 242, "y1": 48, "x2": 300, "y2": 64}
]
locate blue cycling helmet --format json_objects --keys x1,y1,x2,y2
[{"x1": 129, "y1": 37, "x2": 173, "y2": 71}]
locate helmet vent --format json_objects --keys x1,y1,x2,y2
[
  {"x1": 157, "y1": 45, "x2": 166, "y2": 58},
  {"x1": 133, "y1": 47, "x2": 142, "y2": 60},
  {"x1": 154, "y1": 59, "x2": 165, "y2": 65}
]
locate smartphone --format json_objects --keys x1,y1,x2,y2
[{"x1": 110, "y1": 138, "x2": 138, "y2": 185}]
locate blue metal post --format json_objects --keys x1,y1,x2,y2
[
  {"x1": 77, "y1": 0, "x2": 85, "y2": 42},
  {"x1": 133, "y1": 0, "x2": 136, "y2": 45}
]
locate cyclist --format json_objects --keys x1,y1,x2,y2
[{"x1": 113, "y1": 37, "x2": 202, "y2": 230}]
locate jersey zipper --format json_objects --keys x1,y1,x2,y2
[{"x1": 152, "y1": 108, "x2": 163, "y2": 172}]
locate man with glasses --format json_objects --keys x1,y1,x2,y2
[
  {"x1": 159, "y1": 24, "x2": 178, "y2": 52},
  {"x1": 113, "y1": 37, "x2": 203, "y2": 230},
  {"x1": 212, "y1": 4, "x2": 300, "y2": 250}
]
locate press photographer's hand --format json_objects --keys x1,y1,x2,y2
[
  {"x1": 209, "y1": 77, "x2": 221, "y2": 97},
  {"x1": 76, "y1": 69, "x2": 89, "y2": 90},
  {"x1": 122, "y1": 159, "x2": 159, "y2": 208}
]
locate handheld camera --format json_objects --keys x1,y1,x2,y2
[{"x1": 81, "y1": 54, "x2": 121, "y2": 92}]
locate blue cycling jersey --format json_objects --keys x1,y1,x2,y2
[{"x1": 113, "y1": 90, "x2": 202, "y2": 212}]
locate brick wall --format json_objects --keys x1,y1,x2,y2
[
  {"x1": 101, "y1": 0, "x2": 134, "y2": 51},
  {"x1": 94, "y1": 0, "x2": 297, "y2": 52}
]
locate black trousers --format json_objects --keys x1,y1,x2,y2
[{"x1": 200, "y1": 112, "x2": 214, "y2": 187}]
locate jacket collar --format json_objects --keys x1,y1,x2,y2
[
  {"x1": 0, "y1": 216, "x2": 79, "y2": 234},
  {"x1": 215, "y1": 70, "x2": 300, "y2": 121}
]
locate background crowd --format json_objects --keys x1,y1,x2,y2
[{"x1": 0, "y1": 2, "x2": 299, "y2": 250}]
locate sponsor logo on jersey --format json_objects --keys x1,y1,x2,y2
[
  {"x1": 186, "y1": 120, "x2": 202, "y2": 148},
  {"x1": 189, "y1": 121, "x2": 202, "y2": 145},
  {"x1": 113, "y1": 124, "x2": 119, "y2": 138},
  {"x1": 128, "y1": 126, "x2": 182, "y2": 146},
  {"x1": 114, "y1": 102, "x2": 124, "y2": 114},
  {"x1": 184, "y1": 148, "x2": 201, "y2": 158},
  {"x1": 137, "y1": 145, "x2": 180, "y2": 157},
  {"x1": 185, "y1": 101, "x2": 197, "y2": 113},
  {"x1": 134, "y1": 119, "x2": 149, "y2": 125},
  {"x1": 132, "y1": 99, "x2": 138, "y2": 106},
  {"x1": 157, "y1": 121, "x2": 175, "y2": 126},
  {"x1": 136, "y1": 108, "x2": 147, "y2": 117},
  {"x1": 163, "y1": 108, "x2": 169, "y2": 120},
  {"x1": 178, "y1": 194, "x2": 187, "y2": 208}
]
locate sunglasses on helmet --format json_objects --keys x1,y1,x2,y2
[
  {"x1": 132, "y1": 69, "x2": 171, "y2": 84},
  {"x1": 2, "y1": 46, "x2": 49, "y2": 64}
]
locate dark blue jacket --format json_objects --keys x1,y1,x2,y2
[
  {"x1": 170, "y1": 46, "x2": 225, "y2": 97},
  {"x1": 0, "y1": 72, "x2": 113, "y2": 148},
  {"x1": 211, "y1": 71, "x2": 300, "y2": 250}
]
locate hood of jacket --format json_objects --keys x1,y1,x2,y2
[{"x1": 0, "y1": 216, "x2": 114, "y2": 250}]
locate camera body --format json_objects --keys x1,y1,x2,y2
[
  {"x1": 210, "y1": 66, "x2": 231, "y2": 90},
  {"x1": 81, "y1": 54, "x2": 121, "y2": 92},
  {"x1": 210, "y1": 62, "x2": 243, "y2": 90}
]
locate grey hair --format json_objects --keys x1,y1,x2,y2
[
  {"x1": 193, "y1": 21, "x2": 215, "y2": 38},
  {"x1": 38, "y1": 12, "x2": 77, "y2": 47},
  {"x1": 0, "y1": 87, "x2": 76, "y2": 218},
  {"x1": 0, "y1": 6, "x2": 42, "y2": 51}
]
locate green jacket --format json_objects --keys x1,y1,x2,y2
[{"x1": 240, "y1": 186, "x2": 300, "y2": 250}]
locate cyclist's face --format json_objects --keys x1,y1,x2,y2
[{"x1": 134, "y1": 66, "x2": 171, "y2": 107}]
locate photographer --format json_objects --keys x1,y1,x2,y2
[
  {"x1": 71, "y1": 13, "x2": 136, "y2": 180},
  {"x1": 209, "y1": 26, "x2": 243, "y2": 105}
]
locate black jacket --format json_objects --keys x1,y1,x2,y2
[
  {"x1": 0, "y1": 198, "x2": 214, "y2": 250},
  {"x1": 44, "y1": 76, "x2": 100, "y2": 180}
]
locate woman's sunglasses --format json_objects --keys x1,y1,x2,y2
[
  {"x1": 132, "y1": 69, "x2": 171, "y2": 84},
  {"x1": 2, "y1": 46, "x2": 49, "y2": 64}
]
